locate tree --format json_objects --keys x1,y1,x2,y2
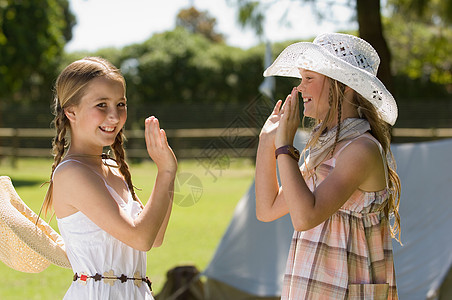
[
  {"x1": 389, "y1": 0, "x2": 452, "y2": 26},
  {"x1": 176, "y1": 6, "x2": 224, "y2": 43},
  {"x1": 385, "y1": 0, "x2": 452, "y2": 95},
  {"x1": 232, "y1": 0, "x2": 452, "y2": 95},
  {"x1": 356, "y1": 0, "x2": 393, "y2": 91},
  {"x1": 0, "y1": 0, "x2": 75, "y2": 103},
  {"x1": 231, "y1": 0, "x2": 394, "y2": 91}
]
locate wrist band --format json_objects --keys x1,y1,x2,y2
[{"x1": 275, "y1": 145, "x2": 300, "y2": 162}]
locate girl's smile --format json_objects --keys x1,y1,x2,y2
[
  {"x1": 65, "y1": 76, "x2": 127, "y2": 154},
  {"x1": 297, "y1": 69, "x2": 330, "y2": 120},
  {"x1": 99, "y1": 126, "x2": 116, "y2": 133},
  {"x1": 47, "y1": 58, "x2": 176, "y2": 298}
]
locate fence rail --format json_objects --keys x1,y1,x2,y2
[
  {"x1": 0, "y1": 127, "x2": 261, "y2": 164},
  {"x1": 1, "y1": 127, "x2": 452, "y2": 162}
]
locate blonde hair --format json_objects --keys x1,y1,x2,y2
[
  {"x1": 302, "y1": 78, "x2": 402, "y2": 242},
  {"x1": 42, "y1": 57, "x2": 139, "y2": 216}
]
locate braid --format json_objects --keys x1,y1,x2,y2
[
  {"x1": 41, "y1": 57, "x2": 129, "y2": 217},
  {"x1": 42, "y1": 108, "x2": 68, "y2": 217},
  {"x1": 111, "y1": 130, "x2": 139, "y2": 203},
  {"x1": 330, "y1": 82, "x2": 345, "y2": 157},
  {"x1": 52, "y1": 113, "x2": 68, "y2": 168}
]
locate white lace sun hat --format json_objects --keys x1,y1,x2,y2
[{"x1": 264, "y1": 33, "x2": 398, "y2": 125}]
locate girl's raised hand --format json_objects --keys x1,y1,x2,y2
[
  {"x1": 259, "y1": 99, "x2": 284, "y2": 145},
  {"x1": 275, "y1": 87, "x2": 300, "y2": 148},
  {"x1": 144, "y1": 116, "x2": 177, "y2": 174}
]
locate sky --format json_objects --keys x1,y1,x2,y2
[{"x1": 65, "y1": 0, "x2": 356, "y2": 52}]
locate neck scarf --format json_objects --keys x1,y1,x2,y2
[{"x1": 302, "y1": 118, "x2": 371, "y2": 172}]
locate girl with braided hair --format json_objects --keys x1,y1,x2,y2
[
  {"x1": 255, "y1": 33, "x2": 401, "y2": 299},
  {"x1": 43, "y1": 57, "x2": 177, "y2": 299}
]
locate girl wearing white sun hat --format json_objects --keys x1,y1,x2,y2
[{"x1": 255, "y1": 33, "x2": 401, "y2": 299}]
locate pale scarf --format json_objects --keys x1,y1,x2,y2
[{"x1": 301, "y1": 118, "x2": 371, "y2": 173}]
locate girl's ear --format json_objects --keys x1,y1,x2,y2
[{"x1": 64, "y1": 106, "x2": 76, "y2": 122}]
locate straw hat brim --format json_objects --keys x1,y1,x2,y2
[
  {"x1": 263, "y1": 42, "x2": 398, "y2": 126},
  {"x1": 0, "y1": 176, "x2": 71, "y2": 273}
]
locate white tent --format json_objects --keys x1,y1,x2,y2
[
  {"x1": 203, "y1": 131, "x2": 308, "y2": 299},
  {"x1": 203, "y1": 133, "x2": 452, "y2": 299},
  {"x1": 390, "y1": 139, "x2": 452, "y2": 299}
]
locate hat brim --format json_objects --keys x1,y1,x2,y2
[
  {"x1": 0, "y1": 176, "x2": 71, "y2": 273},
  {"x1": 264, "y1": 42, "x2": 397, "y2": 125}
]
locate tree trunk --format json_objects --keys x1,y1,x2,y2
[{"x1": 356, "y1": 0, "x2": 394, "y2": 93}]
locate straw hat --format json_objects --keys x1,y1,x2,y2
[
  {"x1": 264, "y1": 33, "x2": 398, "y2": 125},
  {"x1": 0, "y1": 176, "x2": 71, "y2": 273}
]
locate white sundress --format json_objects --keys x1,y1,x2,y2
[{"x1": 55, "y1": 159, "x2": 153, "y2": 300}]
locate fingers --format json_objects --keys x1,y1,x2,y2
[
  {"x1": 272, "y1": 100, "x2": 282, "y2": 115},
  {"x1": 294, "y1": 89, "x2": 300, "y2": 120},
  {"x1": 282, "y1": 87, "x2": 299, "y2": 121},
  {"x1": 145, "y1": 116, "x2": 165, "y2": 148},
  {"x1": 274, "y1": 88, "x2": 300, "y2": 147},
  {"x1": 152, "y1": 118, "x2": 162, "y2": 147},
  {"x1": 144, "y1": 116, "x2": 177, "y2": 173},
  {"x1": 280, "y1": 94, "x2": 291, "y2": 115},
  {"x1": 159, "y1": 128, "x2": 168, "y2": 146},
  {"x1": 290, "y1": 87, "x2": 299, "y2": 120},
  {"x1": 144, "y1": 117, "x2": 153, "y2": 144}
]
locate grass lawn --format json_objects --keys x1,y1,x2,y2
[{"x1": 0, "y1": 157, "x2": 255, "y2": 299}]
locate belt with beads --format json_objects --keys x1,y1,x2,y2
[{"x1": 73, "y1": 270, "x2": 152, "y2": 290}]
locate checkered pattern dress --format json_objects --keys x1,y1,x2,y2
[{"x1": 281, "y1": 135, "x2": 398, "y2": 299}]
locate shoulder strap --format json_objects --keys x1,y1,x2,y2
[
  {"x1": 333, "y1": 137, "x2": 359, "y2": 158},
  {"x1": 53, "y1": 159, "x2": 131, "y2": 199},
  {"x1": 53, "y1": 159, "x2": 108, "y2": 186},
  {"x1": 358, "y1": 135, "x2": 389, "y2": 189}
]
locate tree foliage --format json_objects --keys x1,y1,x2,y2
[
  {"x1": 0, "y1": 0, "x2": 75, "y2": 103},
  {"x1": 230, "y1": 0, "x2": 394, "y2": 91},
  {"x1": 229, "y1": 0, "x2": 452, "y2": 94},
  {"x1": 389, "y1": 0, "x2": 452, "y2": 26},
  {"x1": 115, "y1": 27, "x2": 267, "y2": 107},
  {"x1": 235, "y1": 0, "x2": 266, "y2": 38},
  {"x1": 384, "y1": 12, "x2": 452, "y2": 97},
  {"x1": 176, "y1": 6, "x2": 224, "y2": 43}
]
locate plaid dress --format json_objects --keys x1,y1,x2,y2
[{"x1": 281, "y1": 134, "x2": 398, "y2": 299}]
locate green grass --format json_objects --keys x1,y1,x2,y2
[{"x1": 0, "y1": 157, "x2": 255, "y2": 299}]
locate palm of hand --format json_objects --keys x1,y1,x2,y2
[
  {"x1": 275, "y1": 88, "x2": 300, "y2": 147},
  {"x1": 145, "y1": 116, "x2": 177, "y2": 173},
  {"x1": 261, "y1": 113, "x2": 281, "y2": 136}
]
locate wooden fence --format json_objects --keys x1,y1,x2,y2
[
  {"x1": 1, "y1": 127, "x2": 452, "y2": 163},
  {"x1": 0, "y1": 127, "x2": 260, "y2": 165}
]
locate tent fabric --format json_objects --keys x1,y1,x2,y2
[
  {"x1": 203, "y1": 132, "x2": 308, "y2": 297},
  {"x1": 203, "y1": 181, "x2": 293, "y2": 297},
  {"x1": 391, "y1": 139, "x2": 452, "y2": 300},
  {"x1": 203, "y1": 131, "x2": 452, "y2": 299}
]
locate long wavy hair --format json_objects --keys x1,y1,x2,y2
[
  {"x1": 41, "y1": 57, "x2": 139, "y2": 216},
  {"x1": 302, "y1": 77, "x2": 402, "y2": 242}
]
